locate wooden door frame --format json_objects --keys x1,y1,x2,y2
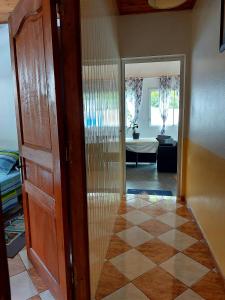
[
  {"x1": 58, "y1": 0, "x2": 91, "y2": 299},
  {"x1": 121, "y1": 55, "x2": 186, "y2": 198}
]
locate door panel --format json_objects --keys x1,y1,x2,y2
[{"x1": 9, "y1": 0, "x2": 70, "y2": 298}]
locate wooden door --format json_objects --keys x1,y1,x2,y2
[{"x1": 9, "y1": 0, "x2": 71, "y2": 299}]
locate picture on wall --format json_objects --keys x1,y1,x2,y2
[{"x1": 220, "y1": 0, "x2": 225, "y2": 52}]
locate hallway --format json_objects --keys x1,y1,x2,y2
[{"x1": 95, "y1": 195, "x2": 225, "y2": 300}]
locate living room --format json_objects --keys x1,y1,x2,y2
[{"x1": 124, "y1": 59, "x2": 183, "y2": 197}]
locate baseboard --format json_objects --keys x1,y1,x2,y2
[{"x1": 189, "y1": 206, "x2": 225, "y2": 288}]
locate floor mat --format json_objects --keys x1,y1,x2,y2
[
  {"x1": 127, "y1": 189, "x2": 173, "y2": 196},
  {"x1": 5, "y1": 214, "x2": 25, "y2": 258}
]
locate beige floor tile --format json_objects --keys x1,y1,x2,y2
[
  {"x1": 10, "y1": 271, "x2": 38, "y2": 300},
  {"x1": 117, "y1": 226, "x2": 153, "y2": 247},
  {"x1": 122, "y1": 210, "x2": 151, "y2": 225},
  {"x1": 110, "y1": 249, "x2": 155, "y2": 280},
  {"x1": 8, "y1": 255, "x2": 26, "y2": 277},
  {"x1": 19, "y1": 248, "x2": 33, "y2": 270},
  {"x1": 127, "y1": 198, "x2": 151, "y2": 209},
  {"x1": 156, "y1": 212, "x2": 188, "y2": 228},
  {"x1": 160, "y1": 253, "x2": 209, "y2": 287},
  {"x1": 159, "y1": 201, "x2": 183, "y2": 211},
  {"x1": 39, "y1": 290, "x2": 55, "y2": 300},
  {"x1": 158, "y1": 229, "x2": 197, "y2": 251},
  {"x1": 102, "y1": 283, "x2": 149, "y2": 300},
  {"x1": 175, "y1": 289, "x2": 204, "y2": 300}
]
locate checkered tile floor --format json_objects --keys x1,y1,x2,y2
[
  {"x1": 95, "y1": 195, "x2": 225, "y2": 300},
  {"x1": 8, "y1": 248, "x2": 55, "y2": 300}
]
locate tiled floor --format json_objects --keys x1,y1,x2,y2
[
  {"x1": 8, "y1": 248, "x2": 55, "y2": 300},
  {"x1": 95, "y1": 194, "x2": 225, "y2": 300},
  {"x1": 126, "y1": 163, "x2": 177, "y2": 195}
]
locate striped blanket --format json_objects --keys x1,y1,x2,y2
[{"x1": 0, "y1": 170, "x2": 22, "y2": 213}]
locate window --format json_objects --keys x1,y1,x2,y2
[{"x1": 149, "y1": 89, "x2": 179, "y2": 126}]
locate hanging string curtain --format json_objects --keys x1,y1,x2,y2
[
  {"x1": 125, "y1": 77, "x2": 143, "y2": 126},
  {"x1": 159, "y1": 75, "x2": 180, "y2": 134}
]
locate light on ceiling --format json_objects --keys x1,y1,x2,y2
[{"x1": 148, "y1": 0, "x2": 187, "y2": 9}]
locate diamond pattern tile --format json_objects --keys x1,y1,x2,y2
[
  {"x1": 110, "y1": 249, "x2": 156, "y2": 280},
  {"x1": 176, "y1": 206, "x2": 194, "y2": 220},
  {"x1": 136, "y1": 239, "x2": 178, "y2": 264},
  {"x1": 95, "y1": 261, "x2": 129, "y2": 299},
  {"x1": 102, "y1": 283, "x2": 149, "y2": 300},
  {"x1": 139, "y1": 219, "x2": 172, "y2": 236},
  {"x1": 157, "y1": 212, "x2": 188, "y2": 228},
  {"x1": 175, "y1": 289, "x2": 204, "y2": 300},
  {"x1": 192, "y1": 271, "x2": 225, "y2": 300},
  {"x1": 113, "y1": 216, "x2": 133, "y2": 233},
  {"x1": 122, "y1": 210, "x2": 151, "y2": 225},
  {"x1": 159, "y1": 229, "x2": 197, "y2": 251},
  {"x1": 127, "y1": 198, "x2": 151, "y2": 209},
  {"x1": 106, "y1": 235, "x2": 132, "y2": 260},
  {"x1": 160, "y1": 253, "x2": 209, "y2": 286},
  {"x1": 117, "y1": 226, "x2": 153, "y2": 247},
  {"x1": 183, "y1": 241, "x2": 216, "y2": 269},
  {"x1": 133, "y1": 267, "x2": 187, "y2": 300},
  {"x1": 8, "y1": 195, "x2": 223, "y2": 300},
  {"x1": 178, "y1": 221, "x2": 203, "y2": 240},
  {"x1": 140, "y1": 204, "x2": 168, "y2": 217}
]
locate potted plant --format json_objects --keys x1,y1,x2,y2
[{"x1": 129, "y1": 122, "x2": 140, "y2": 140}]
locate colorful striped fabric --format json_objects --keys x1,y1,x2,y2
[
  {"x1": 0, "y1": 149, "x2": 19, "y2": 174},
  {"x1": 0, "y1": 170, "x2": 22, "y2": 213}
]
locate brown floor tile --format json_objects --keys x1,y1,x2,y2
[
  {"x1": 176, "y1": 206, "x2": 194, "y2": 220},
  {"x1": 117, "y1": 202, "x2": 135, "y2": 215},
  {"x1": 28, "y1": 268, "x2": 48, "y2": 293},
  {"x1": 139, "y1": 219, "x2": 172, "y2": 236},
  {"x1": 136, "y1": 239, "x2": 178, "y2": 264},
  {"x1": 192, "y1": 271, "x2": 225, "y2": 300},
  {"x1": 106, "y1": 235, "x2": 132, "y2": 260},
  {"x1": 95, "y1": 261, "x2": 129, "y2": 300},
  {"x1": 8, "y1": 254, "x2": 26, "y2": 277},
  {"x1": 177, "y1": 221, "x2": 203, "y2": 240},
  {"x1": 183, "y1": 241, "x2": 216, "y2": 269},
  {"x1": 140, "y1": 204, "x2": 167, "y2": 217},
  {"x1": 133, "y1": 267, "x2": 187, "y2": 300},
  {"x1": 113, "y1": 216, "x2": 133, "y2": 233}
]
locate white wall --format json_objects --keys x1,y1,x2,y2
[
  {"x1": 118, "y1": 11, "x2": 191, "y2": 58},
  {"x1": 0, "y1": 25, "x2": 18, "y2": 149},
  {"x1": 126, "y1": 77, "x2": 178, "y2": 140}
]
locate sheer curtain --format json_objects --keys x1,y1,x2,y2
[
  {"x1": 125, "y1": 77, "x2": 143, "y2": 127},
  {"x1": 159, "y1": 75, "x2": 180, "y2": 134}
]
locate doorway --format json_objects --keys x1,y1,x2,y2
[{"x1": 121, "y1": 56, "x2": 186, "y2": 198}]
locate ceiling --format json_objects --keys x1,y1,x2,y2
[
  {"x1": 0, "y1": 0, "x2": 197, "y2": 23},
  {"x1": 0, "y1": 0, "x2": 18, "y2": 23},
  {"x1": 125, "y1": 61, "x2": 180, "y2": 78},
  {"x1": 117, "y1": 0, "x2": 197, "y2": 15}
]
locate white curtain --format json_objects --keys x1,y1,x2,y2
[
  {"x1": 159, "y1": 75, "x2": 180, "y2": 134},
  {"x1": 125, "y1": 77, "x2": 143, "y2": 127}
]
